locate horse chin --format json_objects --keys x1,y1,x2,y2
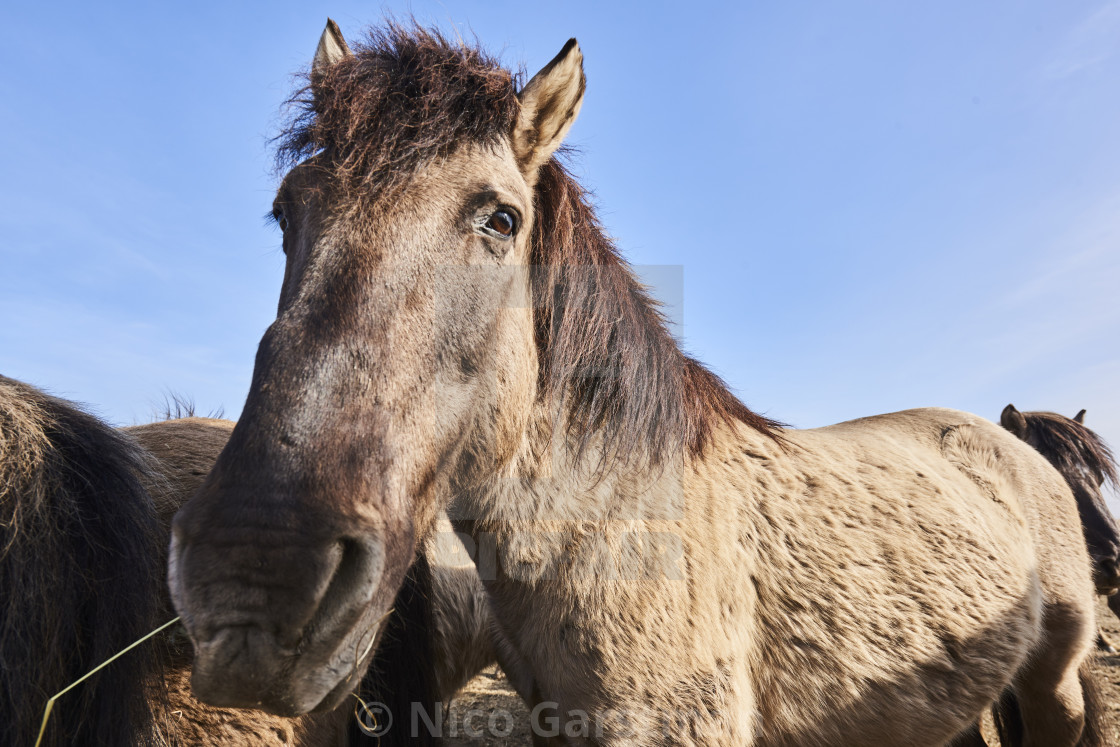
[{"x1": 188, "y1": 614, "x2": 382, "y2": 717}]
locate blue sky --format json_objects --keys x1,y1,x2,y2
[{"x1": 2, "y1": 2, "x2": 1118, "y2": 502}]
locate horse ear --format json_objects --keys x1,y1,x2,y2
[
  {"x1": 1074, "y1": 409, "x2": 1087, "y2": 424},
  {"x1": 1000, "y1": 404, "x2": 1027, "y2": 437},
  {"x1": 513, "y1": 39, "x2": 585, "y2": 175},
  {"x1": 312, "y1": 18, "x2": 352, "y2": 76}
]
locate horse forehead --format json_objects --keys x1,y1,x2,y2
[
  {"x1": 408, "y1": 141, "x2": 529, "y2": 206},
  {"x1": 282, "y1": 145, "x2": 533, "y2": 321}
]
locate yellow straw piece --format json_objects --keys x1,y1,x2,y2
[
  {"x1": 352, "y1": 692, "x2": 381, "y2": 742},
  {"x1": 34, "y1": 616, "x2": 182, "y2": 747}
]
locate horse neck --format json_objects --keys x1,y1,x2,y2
[
  {"x1": 1069, "y1": 471, "x2": 1118, "y2": 532},
  {"x1": 457, "y1": 398, "x2": 759, "y2": 534}
]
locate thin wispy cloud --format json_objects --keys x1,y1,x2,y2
[
  {"x1": 958, "y1": 195, "x2": 1120, "y2": 388},
  {"x1": 1043, "y1": 0, "x2": 1120, "y2": 80},
  {"x1": 995, "y1": 192, "x2": 1120, "y2": 314}
]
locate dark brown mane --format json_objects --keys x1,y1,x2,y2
[
  {"x1": 276, "y1": 24, "x2": 780, "y2": 465},
  {"x1": 276, "y1": 22, "x2": 520, "y2": 206},
  {"x1": 530, "y1": 158, "x2": 782, "y2": 464},
  {"x1": 1021, "y1": 410, "x2": 1118, "y2": 489},
  {"x1": 0, "y1": 376, "x2": 165, "y2": 746}
]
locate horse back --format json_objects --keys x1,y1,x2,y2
[
  {"x1": 124, "y1": 416, "x2": 236, "y2": 531},
  {"x1": 806, "y1": 406, "x2": 1093, "y2": 600}
]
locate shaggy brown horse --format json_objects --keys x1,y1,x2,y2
[
  {"x1": 1, "y1": 375, "x2": 485, "y2": 746},
  {"x1": 169, "y1": 21, "x2": 1102, "y2": 745},
  {"x1": 3, "y1": 374, "x2": 167, "y2": 746},
  {"x1": 1001, "y1": 405, "x2": 1120, "y2": 651}
]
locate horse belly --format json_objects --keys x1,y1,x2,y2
[
  {"x1": 742, "y1": 451, "x2": 1042, "y2": 744},
  {"x1": 752, "y1": 563, "x2": 1040, "y2": 745}
]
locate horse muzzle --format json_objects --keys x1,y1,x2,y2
[{"x1": 168, "y1": 519, "x2": 390, "y2": 715}]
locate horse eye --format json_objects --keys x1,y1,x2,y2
[
  {"x1": 485, "y1": 210, "x2": 517, "y2": 238},
  {"x1": 274, "y1": 209, "x2": 288, "y2": 233}
]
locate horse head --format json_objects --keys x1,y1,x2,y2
[{"x1": 169, "y1": 21, "x2": 583, "y2": 715}]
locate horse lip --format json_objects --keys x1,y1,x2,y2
[
  {"x1": 310, "y1": 667, "x2": 371, "y2": 713},
  {"x1": 189, "y1": 617, "x2": 383, "y2": 716},
  {"x1": 189, "y1": 625, "x2": 293, "y2": 710},
  {"x1": 269, "y1": 615, "x2": 389, "y2": 716}
]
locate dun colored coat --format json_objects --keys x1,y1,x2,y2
[{"x1": 169, "y1": 22, "x2": 1103, "y2": 746}]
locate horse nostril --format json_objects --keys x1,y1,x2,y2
[{"x1": 303, "y1": 536, "x2": 386, "y2": 638}]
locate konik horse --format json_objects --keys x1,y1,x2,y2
[
  {"x1": 169, "y1": 22, "x2": 1103, "y2": 745},
  {"x1": 1001, "y1": 405, "x2": 1120, "y2": 653}
]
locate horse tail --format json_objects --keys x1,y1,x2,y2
[
  {"x1": 353, "y1": 549, "x2": 441, "y2": 745},
  {"x1": 990, "y1": 662, "x2": 1106, "y2": 747},
  {"x1": 0, "y1": 376, "x2": 165, "y2": 747}
]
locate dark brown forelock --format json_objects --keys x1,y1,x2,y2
[
  {"x1": 531, "y1": 159, "x2": 782, "y2": 466},
  {"x1": 276, "y1": 23, "x2": 520, "y2": 205},
  {"x1": 276, "y1": 23, "x2": 780, "y2": 466},
  {"x1": 1023, "y1": 411, "x2": 1119, "y2": 489}
]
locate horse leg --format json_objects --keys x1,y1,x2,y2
[
  {"x1": 487, "y1": 623, "x2": 569, "y2": 745},
  {"x1": 1011, "y1": 606, "x2": 1096, "y2": 747},
  {"x1": 1015, "y1": 670, "x2": 1084, "y2": 747},
  {"x1": 528, "y1": 686, "x2": 570, "y2": 747}
]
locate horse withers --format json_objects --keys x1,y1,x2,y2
[{"x1": 169, "y1": 21, "x2": 1103, "y2": 745}]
